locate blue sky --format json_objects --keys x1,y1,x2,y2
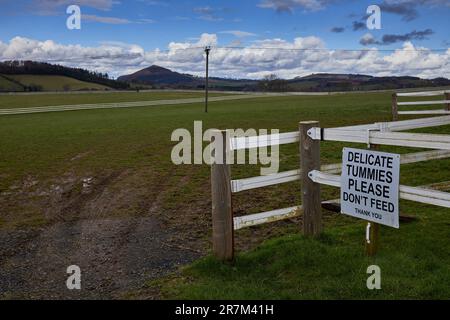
[{"x1": 0, "y1": 0, "x2": 449, "y2": 78}]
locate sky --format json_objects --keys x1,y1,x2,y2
[{"x1": 0, "y1": 0, "x2": 449, "y2": 79}]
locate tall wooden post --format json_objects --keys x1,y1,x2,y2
[
  {"x1": 300, "y1": 121, "x2": 322, "y2": 236},
  {"x1": 204, "y1": 46, "x2": 211, "y2": 113},
  {"x1": 392, "y1": 93, "x2": 398, "y2": 121},
  {"x1": 366, "y1": 144, "x2": 380, "y2": 257},
  {"x1": 211, "y1": 130, "x2": 234, "y2": 261},
  {"x1": 445, "y1": 92, "x2": 450, "y2": 111}
]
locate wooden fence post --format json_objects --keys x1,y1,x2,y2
[
  {"x1": 366, "y1": 144, "x2": 380, "y2": 256},
  {"x1": 211, "y1": 130, "x2": 234, "y2": 261},
  {"x1": 445, "y1": 92, "x2": 450, "y2": 111},
  {"x1": 300, "y1": 121, "x2": 322, "y2": 236},
  {"x1": 392, "y1": 93, "x2": 398, "y2": 121}
]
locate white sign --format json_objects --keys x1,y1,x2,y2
[{"x1": 341, "y1": 148, "x2": 400, "y2": 228}]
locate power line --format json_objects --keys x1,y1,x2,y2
[
  {"x1": 206, "y1": 46, "x2": 448, "y2": 52},
  {"x1": 139, "y1": 46, "x2": 448, "y2": 53}
]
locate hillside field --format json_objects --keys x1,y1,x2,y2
[
  {"x1": 0, "y1": 90, "x2": 449, "y2": 299},
  {"x1": 0, "y1": 75, "x2": 23, "y2": 92},
  {"x1": 4, "y1": 74, "x2": 111, "y2": 92}
]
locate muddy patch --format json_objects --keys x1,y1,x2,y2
[
  {"x1": 0, "y1": 216, "x2": 201, "y2": 299},
  {"x1": 0, "y1": 165, "x2": 300, "y2": 299}
]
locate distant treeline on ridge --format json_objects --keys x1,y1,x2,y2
[{"x1": 0, "y1": 60, "x2": 130, "y2": 90}]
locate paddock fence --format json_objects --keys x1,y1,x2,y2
[
  {"x1": 392, "y1": 90, "x2": 450, "y2": 121},
  {"x1": 210, "y1": 114, "x2": 450, "y2": 261}
]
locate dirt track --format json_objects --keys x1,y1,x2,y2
[
  {"x1": 0, "y1": 168, "x2": 209, "y2": 299},
  {"x1": 0, "y1": 216, "x2": 202, "y2": 299}
]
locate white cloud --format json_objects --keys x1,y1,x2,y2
[
  {"x1": 83, "y1": 14, "x2": 131, "y2": 24},
  {"x1": 30, "y1": 0, "x2": 118, "y2": 14},
  {"x1": 0, "y1": 34, "x2": 449, "y2": 80},
  {"x1": 258, "y1": 0, "x2": 327, "y2": 12},
  {"x1": 81, "y1": 15, "x2": 155, "y2": 25},
  {"x1": 360, "y1": 33, "x2": 377, "y2": 46},
  {"x1": 220, "y1": 30, "x2": 257, "y2": 38}
]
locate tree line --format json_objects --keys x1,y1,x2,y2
[{"x1": 0, "y1": 61, "x2": 130, "y2": 90}]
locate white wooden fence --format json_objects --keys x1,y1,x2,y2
[
  {"x1": 392, "y1": 90, "x2": 450, "y2": 120},
  {"x1": 210, "y1": 115, "x2": 450, "y2": 261}
]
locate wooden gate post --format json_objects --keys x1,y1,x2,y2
[
  {"x1": 392, "y1": 93, "x2": 398, "y2": 121},
  {"x1": 445, "y1": 92, "x2": 450, "y2": 111},
  {"x1": 300, "y1": 121, "x2": 322, "y2": 236},
  {"x1": 211, "y1": 130, "x2": 234, "y2": 261}
]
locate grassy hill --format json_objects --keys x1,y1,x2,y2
[{"x1": 4, "y1": 74, "x2": 111, "y2": 92}]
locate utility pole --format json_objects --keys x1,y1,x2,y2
[{"x1": 204, "y1": 46, "x2": 211, "y2": 113}]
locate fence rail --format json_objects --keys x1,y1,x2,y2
[
  {"x1": 234, "y1": 206, "x2": 301, "y2": 230},
  {"x1": 398, "y1": 110, "x2": 450, "y2": 115},
  {"x1": 336, "y1": 115, "x2": 450, "y2": 132},
  {"x1": 230, "y1": 115, "x2": 450, "y2": 148},
  {"x1": 309, "y1": 170, "x2": 450, "y2": 208},
  {"x1": 234, "y1": 175, "x2": 450, "y2": 231},
  {"x1": 312, "y1": 129, "x2": 450, "y2": 150},
  {"x1": 397, "y1": 90, "x2": 448, "y2": 97},
  {"x1": 230, "y1": 132, "x2": 298, "y2": 150},
  {"x1": 397, "y1": 100, "x2": 450, "y2": 106},
  {"x1": 231, "y1": 149, "x2": 450, "y2": 193}
]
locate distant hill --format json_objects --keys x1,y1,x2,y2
[
  {"x1": 0, "y1": 61, "x2": 130, "y2": 92},
  {"x1": 118, "y1": 65, "x2": 259, "y2": 90},
  {"x1": 1, "y1": 61, "x2": 448, "y2": 93},
  {"x1": 118, "y1": 65, "x2": 198, "y2": 85},
  {"x1": 118, "y1": 66, "x2": 450, "y2": 92},
  {"x1": 287, "y1": 73, "x2": 450, "y2": 92}
]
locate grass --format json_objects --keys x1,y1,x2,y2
[
  {"x1": 0, "y1": 92, "x2": 398, "y2": 189},
  {"x1": 0, "y1": 90, "x2": 449, "y2": 299},
  {"x1": 5, "y1": 74, "x2": 110, "y2": 91},
  {"x1": 0, "y1": 75, "x2": 23, "y2": 92},
  {"x1": 160, "y1": 201, "x2": 450, "y2": 299}
]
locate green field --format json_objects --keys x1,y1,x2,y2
[
  {"x1": 4, "y1": 74, "x2": 110, "y2": 92},
  {"x1": 0, "y1": 91, "x2": 449, "y2": 299},
  {"x1": 0, "y1": 91, "x2": 226, "y2": 109}
]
